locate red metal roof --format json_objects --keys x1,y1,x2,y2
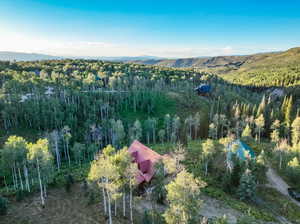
[{"x1": 128, "y1": 140, "x2": 162, "y2": 184}]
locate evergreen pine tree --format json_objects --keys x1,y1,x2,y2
[{"x1": 237, "y1": 169, "x2": 256, "y2": 201}]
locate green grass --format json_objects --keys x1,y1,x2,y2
[
  {"x1": 203, "y1": 186, "x2": 276, "y2": 222},
  {"x1": 257, "y1": 186, "x2": 300, "y2": 224},
  {"x1": 120, "y1": 92, "x2": 177, "y2": 125}
]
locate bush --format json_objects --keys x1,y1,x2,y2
[
  {"x1": 286, "y1": 167, "x2": 300, "y2": 186},
  {"x1": 213, "y1": 215, "x2": 228, "y2": 224},
  {"x1": 65, "y1": 174, "x2": 74, "y2": 193},
  {"x1": 0, "y1": 196, "x2": 8, "y2": 216},
  {"x1": 16, "y1": 190, "x2": 28, "y2": 202},
  {"x1": 87, "y1": 191, "x2": 96, "y2": 205},
  {"x1": 237, "y1": 215, "x2": 256, "y2": 224},
  {"x1": 142, "y1": 211, "x2": 151, "y2": 224},
  {"x1": 221, "y1": 172, "x2": 234, "y2": 194}
]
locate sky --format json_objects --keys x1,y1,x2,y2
[{"x1": 0, "y1": 0, "x2": 300, "y2": 58}]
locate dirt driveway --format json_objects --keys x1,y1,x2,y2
[{"x1": 266, "y1": 167, "x2": 300, "y2": 207}]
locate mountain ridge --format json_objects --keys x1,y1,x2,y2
[{"x1": 0, "y1": 51, "x2": 164, "y2": 62}]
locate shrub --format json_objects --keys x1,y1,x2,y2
[
  {"x1": 0, "y1": 196, "x2": 8, "y2": 216},
  {"x1": 213, "y1": 215, "x2": 228, "y2": 224},
  {"x1": 65, "y1": 174, "x2": 74, "y2": 193},
  {"x1": 221, "y1": 172, "x2": 234, "y2": 194},
  {"x1": 16, "y1": 190, "x2": 27, "y2": 202},
  {"x1": 142, "y1": 211, "x2": 151, "y2": 224},
  {"x1": 237, "y1": 215, "x2": 256, "y2": 224},
  {"x1": 87, "y1": 191, "x2": 96, "y2": 205}
]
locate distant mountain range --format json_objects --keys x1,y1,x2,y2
[
  {"x1": 0, "y1": 51, "x2": 163, "y2": 62},
  {"x1": 131, "y1": 52, "x2": 281, "y2": 72},
  {"x1": 0, "y1": 51, "x2": 62, "y2": 61}
]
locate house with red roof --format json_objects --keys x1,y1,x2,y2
[{"x1": 128, "y1": 140, "x2": 162, "y2": 184}]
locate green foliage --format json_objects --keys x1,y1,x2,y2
[
  {"x1": 0, "y1": 196, "x2": 8, "y2": 216},
  {"x1": 237, "y1": 169, "x2": 256, "y2": 202},
  {"x1": 292, "y1": 116, "x2": 300, "y2": 148},
  {"x1": 213, "y1": 215, "x2": 228, "y2": 224},
  {"x1": 163, "y1": 169, "x2": 206, "y2": 224},
  {"x1": 65, "y1": 174, "x2": 74, "y2": 193},
  {"x1": 237, "y1": 215, "x2": 256, "y2": 224},
  {"x1": 223, "y1": 48, "x2": 300, "y2": 88},
  {"x1": 257, "y1": 186, "x2": 300, "y2": 223},
  {"x1": 0, "y1": 57, "x2": 299, "y2": 223},
  {"x1": 231, "y1": 157, "x2": 243, "y2": 188},
  {"x1": 87, "y1": 190, "x2": 96, "y2": 205},
  {"x1": 286, "y1": 157, "x2": 300, "y2": 186},
  {"x1": 203, "y1": 186, "x2": 275, "y2": 222},
  {"x1": 142, "y1": 211, "x2": 151, "y2": 224},
  {"x1": 151, "y1": 161, "x2": 167, "y2": 204},
  {"x1": 16, "y1": 190, "x2": 28, "y2": 201}
]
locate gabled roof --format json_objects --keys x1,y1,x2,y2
[{"x1": 128, "y1": 140, "x2": 162, "y2": 184}]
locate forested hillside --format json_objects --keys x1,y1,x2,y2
[
  {"x1": 0, "y1": 59, "x2": 300, "y2": 223},
  {"x1": 135, "y1": 47, "x2": 300, "y2": 89},
  {"x1": 132, "y1": 55, "x2": 253, "y2": 70},
  {"x1": 223, "y1": 47, "x2": 300, "y2": 87}
]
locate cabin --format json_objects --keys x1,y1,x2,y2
[
  {"x1": 128, "y1": 140, "x2": 162, "y2": 184},
  {"x1": 195, "y1": 84, "x2": 211, "y2": 96}
]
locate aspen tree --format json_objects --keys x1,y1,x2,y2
[{"x1": 163, "y1": 170, "x2": 206, "y2": 224}]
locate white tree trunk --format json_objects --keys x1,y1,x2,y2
[
  {"x1": 54, "y1": 133, "x2": 60, "y2": 170},
  {"x1": 279, "y1": 153, "x2": 282, "y2": 170},
  {"x1": 12, "y1": 167, "x2": 16, "y2": 190},
  {"x1": 123, "y1": 192, "x2": 126, "y2": 217},
  {"x1": 130, "y1": 182, "x2": 133, "y2": 224},
  {"x1": 24, "y1": 165, "x2": 30, "y2": 192},
  {"x1": 4, "y1": 176, "x2": 8, "y2": 192},
  {"x1": 18, "y1": 166, "x2": 24, "y2": 191},
  {"x1": 44, "y1": 184, "x2": 47, "y2": 198},
  {"x1": 66, "y1": 142, "x2": 71, "y2": 166},
  {"x1": 107, "y1": 193, "x2": 112, "y2": 224},
  {"x1": 37, "y1": 159, "x2": 45, "y2": 207},
  {"x1": 102, "y1": 185, "x2": 107, "y2": 214}
]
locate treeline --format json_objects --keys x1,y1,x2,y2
[{"x1": 0, "y1": 59, "x2": 260, "y2": 140}]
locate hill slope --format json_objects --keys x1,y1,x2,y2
[
  {"x1": 134, "y1": 47, "x2": 300, "y2": 87},
  {"x1": 133, "y1": 55, "x2": 250, "y2": 69},
  {"x1": 223, "y1": 47, "x2": 300, "y2": 87}
]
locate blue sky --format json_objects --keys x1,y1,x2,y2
[{"x1": 1, "y1": 0, "x2": 300, "y2": 57}]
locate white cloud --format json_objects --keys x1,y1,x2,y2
[{"x1": 0, "y1": 32, "x2": 139, "y2": 56}]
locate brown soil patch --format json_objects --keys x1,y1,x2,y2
[{"x1": 1, "y1": 184, "x2": 130, "y2": 224}]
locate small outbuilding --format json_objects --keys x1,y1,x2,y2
[{"x1": 195, "y1": 84, "x2": 211, "y2": 95}]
